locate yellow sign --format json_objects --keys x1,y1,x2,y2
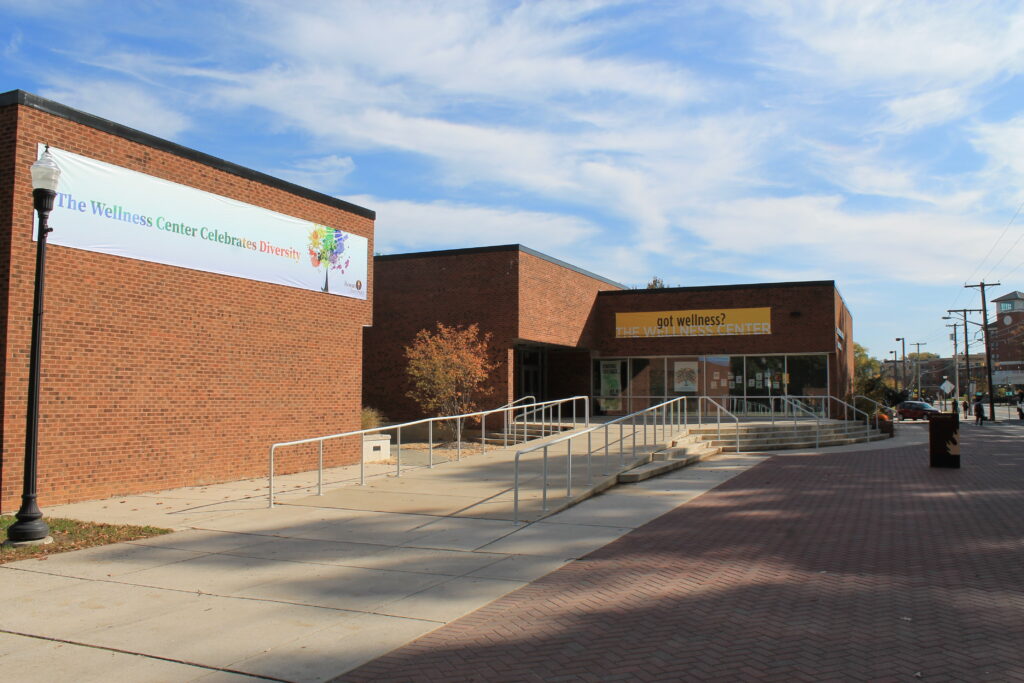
[{"x1": 616, "y1": 307, "x2": 772, "y2": 338}]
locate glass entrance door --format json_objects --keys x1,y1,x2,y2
[{"x1": 516, "y1": 347, "x2": 547, "y2": 401}]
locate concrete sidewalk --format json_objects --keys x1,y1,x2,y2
[{"x1": 1, "y1": 426, "x2": 927, "y2": 682}]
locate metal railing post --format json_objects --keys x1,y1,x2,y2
[
  {"x1": 396, "y1": 427, "x2": 402, "y2": 477},
  {"x1": 429, "y1": 420, "x2": 434, "y2": 468},
  {"x1": 318, "y1": 440, "x2": 323, "y2": 496},
  {"x1": 632, "y1": 413, "x2": 637, "y2": 459},
  {"x1": 457, "y1": 418, "x2": 462, "y2": 461},
  {"x1": 513, "y1": 451, "x2": 521, "y2": 525},
  {"x1": 566, "y1": 439, "x2": 573, "y2": 497},
  {"x1": 482, "y1": 414, "x2": 487, "y2": 454},
  {"x1": 604, "y1": 423, "x2": 611, "y2": 474},
  {"x1": 542, "y1": 445, "x2": 549, "y2": 511},
  {"x1": 268, "y1": 446, "x2": 275, "y2": 508}
]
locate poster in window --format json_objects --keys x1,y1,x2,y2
[
  {"x1": 600, "y1": 361, "x2": 623, "y2": 411},
  {"x1": 673, "y1": 361, "x2": 699, "y2": 392}
]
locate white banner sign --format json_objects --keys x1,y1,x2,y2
[{"x1": 36, "y1": 146, "x2": 368, "y2": 299}]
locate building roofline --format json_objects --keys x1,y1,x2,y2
[
  {"x1": 598, "y1": 280, "x2": 837, "y2": 296},
  {"x1": 0, "y1": 89, "x2": 375, "y2": 221},
  {"x1": 376, "y1": 244, "x2": 626, "y2": 288},
  {"x1": 992, "y1": 290, "x2": 1024, "y2": 302}
]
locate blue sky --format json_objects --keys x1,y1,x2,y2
[{"x1": 3, "y1": 0, "x2": 1024, "y2": 362}]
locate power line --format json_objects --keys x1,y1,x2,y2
[{"x1": 949, "y1": 197, "x2": 1024, "y2": 309}]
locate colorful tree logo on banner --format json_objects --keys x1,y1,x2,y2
[{"x1": 308, "y1": 225, "x2": 351, "y2": 293}]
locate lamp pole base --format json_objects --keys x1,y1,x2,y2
[{"x1": 3, "y1": 536, "x2": 54, "y2": 548}]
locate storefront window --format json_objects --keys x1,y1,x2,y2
[
  {"x1": 703, "y1": 356, "x2": 731, "y2": 398},
  {"x1": 592, "y1": 359, "x2": 628, "y2": 415},
  {"x1": 628, "y1": 358, "x2": 666, "y2": 411},
  {"x1": 786, "y1": 355, "x2": 829, "y2": 398},
  {"x1": 593, "y1": 353, "x2": 831, "y2": 417}
]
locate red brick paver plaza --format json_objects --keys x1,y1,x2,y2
[{"x1": 340, "y1": 426, "x2": 1024, "y2": 682}]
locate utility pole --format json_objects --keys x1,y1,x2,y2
[
  {"x1": 965, "y1": 282, "x2": 1000, "y2": 420},
  {"x1": 911, "y1": 342, "x2": 927, "y2": 399},
  {"x1": 947, "y1": 308, "x2": 982, "y2": 406},
  {"x1": 889, "y1": 350, "x2": 899, "y2": 391},
  {"x1": 895, "y1": 337, "x2": 907, "y2": 396},
  {"x1": 945, "y1": 323, "x2": 960, "y2": 412}
]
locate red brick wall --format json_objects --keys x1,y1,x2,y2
[
  {"x1": 834, "y1": 290, "x2": 855, "y2": 398},
  {"x1": 1, "y1": 103, "x2": 373, "y2": 510},
  {"x1": 0, "y1": 105, "x2": 17, "y2": 468},
  {"x1": 517, "y1": 250, "x2": 621, "y2": 347},
  {"x1": 363, "y1": 249, "x2": 519, "y2": 421},
  {"x1": 364, "y1": 247, "x2": 620, "y2": 421}
]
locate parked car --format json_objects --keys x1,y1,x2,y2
[{"x1": 896, "y1": 401, "x2": 940, "y2": 420}]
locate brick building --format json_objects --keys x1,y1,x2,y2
[
  {"x1": 365, "y1": 245, "x2": 854, "y2": 420},
  {"x1": 1, "y1": 90, "x2": 374, "y2": 510},
  {"x1": 990, "y1": 290, "x2": 1024, "y2": 388}
]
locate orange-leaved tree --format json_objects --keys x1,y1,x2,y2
[{"x1": 405, "y1": 323, "x2": 495, "y2": 426}]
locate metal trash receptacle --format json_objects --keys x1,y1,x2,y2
[{"x1": 929, "y1": 413, "x2": 960, "y2": 468}]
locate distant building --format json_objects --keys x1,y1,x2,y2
[{"x1": 989, "y1": 291, "x2": 1024, "y2": 387}]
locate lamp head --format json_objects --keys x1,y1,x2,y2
[{"x1": 31, "y1": 147, "x2": 61, "y2": 192}]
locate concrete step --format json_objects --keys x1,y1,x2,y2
[
  {"x1": 617, "y1": 445, "x2": 721, "y2": 483},
  {"x1": 653, "y1": 442, "x2": 718, "y2": 459},
  {"x1": 713, "y1": 432, "x2": 890, "y2": 452},
  {"x1": 685, "y1": 423, "x2": 870, "y2": 437},
  {"x1": 706, "y1": 431, "x2": 882, "y2": 447}
]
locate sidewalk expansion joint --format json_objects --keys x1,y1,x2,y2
[
  {"x1": 0, "y1": 628, "x2": 293, "y2": 683},
  {"x1": 1, "y1": 566, "x2": 447, "y2": 624}
]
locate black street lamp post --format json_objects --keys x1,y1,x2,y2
[{"x1": 5, "y1": 147, "x2": 61, "y2": 546}]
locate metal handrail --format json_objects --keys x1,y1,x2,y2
[
  {"x1": 268, "y1": 395, "x2": 589, "y2": 507},
  {"x1": 853, "y1": 394, "x2": 896, "y2": 422},
  {"x1": 499, "y1": 396, "x2": 536, "y2": 446},
  {"x1": 501, "y1": 395, "x2": 536, "y2": 408},
  {"x1": 511, "y1": 395, "x2": 746, "y2": 524},
  {"x1": 781, "y1": 396, "x2": 821, "y2": 448},
  {"x1": 697, "y1": 396, "x2": 741, "y2": 453},
  {"x1": 828, "y1": 395, "x2": 872, "y2": 438},
  {"x1": 513, "y1": 395, "x2": 693, "y2": 524}
]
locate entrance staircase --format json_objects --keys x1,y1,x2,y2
[
  {"x1": 615, "y1": 419, "x2": 888, "y2": 484},
  {"x1": 691, "y1": 419, "x2": 889, "y2": 453}
]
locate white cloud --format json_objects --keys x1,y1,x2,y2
[
  {"x1": 741, "y1": 0, "x2": 1024, "y2": 95},
  {"x1": 972, "y1": 116, "x2": 1024, "y2": 184},
  {"x1": 881, "y1": 88, "x2": 971, "y2": 134},
  {"x1": 344, "y1": 195, "x2": 600, "y2": 255},
  {"x1": 39, "y1": 79, "x2": 189, "y2": 139},
  {"x1": 273, "y1": 155, "x2": 355, "y2": 194},
  {"x1": 250, "y1": 1, "x2": 701, "y2": 107},
  {"x1": 687, "y1": 194, "x2": 1005, "y2": 284}
]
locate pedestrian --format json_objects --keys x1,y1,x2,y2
[
  {"x1": 962, "y1": 399, "x2": 970, "y2": 416},
  {"x1": 974, "y1": 398, "x2": 985, "y2": 426},
  {"x1": 1017, "y1": 400, "x2": 1023, "y2": 421}
]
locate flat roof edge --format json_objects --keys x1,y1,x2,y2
[
  {"x1": 1, "y1": 89, "x2": 376, "y2": 221},
  {"x1": 376, "y1": 244, "x2": 626, "y2": 289},
  {"x1": 599, "y1": 280, "x2": 837, "y2": 295}
]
